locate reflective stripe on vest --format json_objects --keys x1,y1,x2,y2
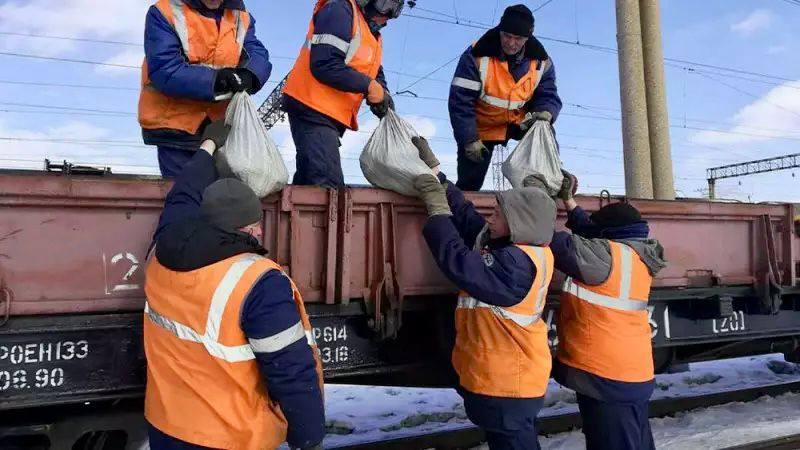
[
  {"x1": 456, "y1": 246, "x2": 549, "y2": 327},
  {"x1": 305, "y1": 21, "x2": 362, "y2": 65},
  {"x1": 452, "y1": 76, "x2": 481, "y2": 91},
  {"x1": 562, "y1": 245, "x2": 648, "y2": 311},
  {"x1": 145, "y1": 255, "x2": 315, "y2": 363},
  {"x1": 167, "y1": 0, "x2": 247, "y2": 68},
  {"x1": 476, "y1": 57, "x2": 547, "y2": 110}
]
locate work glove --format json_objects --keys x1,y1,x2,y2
[
  {"x1": 413, "y1": 174, "x2": 452, "y2": 217},
  {"x1": 200, "y1": 119, "x2": 232, "y2": 150},
  {"x1": 464, "y1": 140, "x2": 489, "y2": 163},
  {"x1": 214, "y1": 68, "x2": 245, "y2": 95},
  {"x1": 235, "y1": 68, "x2": 258, "y2": 94},
  {"x1": 369, "y1": 91, "x2": 394, "y2": 119},
  {"x1": 558, "y1": 169, "x2": 579, "y2": 201},
  {"x1": 522, "y1": 173, "x2": 548, "y2": 190},
  {"x1": 411, "y1": 136, "x2": 440, "y2": 169}
]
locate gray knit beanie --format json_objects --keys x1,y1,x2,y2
[{"x1": 200, "y1": 178, "x2": 263, "y2": 231}]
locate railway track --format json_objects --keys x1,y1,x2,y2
[{"x1": 332, "y1": 380, "x2": 800, "y2": 450}]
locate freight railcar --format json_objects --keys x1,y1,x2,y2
[{"x1": 1, "y1": 169, "x2": 799, "y2": 415}]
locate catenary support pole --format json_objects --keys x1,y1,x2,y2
[
  {"x1": 640, "y1": 0, "x2": 675, "y2": 200},
  {"x1": 615, "y1": 0, "x2": 654, "y2": 199}
]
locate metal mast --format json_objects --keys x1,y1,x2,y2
[{"x1": 706, "y1": 153, "x2": 799, "y2": 199}]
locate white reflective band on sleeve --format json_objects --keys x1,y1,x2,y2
[
  {"x1": 562, "y1": 277, "x2": 648, "y2": 311},
  {"x1": 452, "y1": 77, "x2": 481, "y2": 91},
  {"x1": 249, "y1": 321, "x2": 307, "y2": 353},
  {"x1": 307, "y1": 33, "x2": 351, "y2": 54},
  {"x1": 344, "y1": 17, "x2": 362, "y2": 65},
  {"x1": 168, "y1": 0, "x2": 191, "y2": 55},
  {"x1": 145, "y1": 302, "x2": 256, "y2": 362},
  {"x1": 457, "y1": 296, "x2": 541, "y2": 327}
]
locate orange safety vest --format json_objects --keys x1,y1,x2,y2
[
  {"x1": 451, "y1": 245, "x2": 554, "y2": 398},
  {"x1": 138, "y1": 0, "x2": 250, "y2": 135},
  {"x1": 459, "y1": 54, "x2": 548, "y2": 142},
  {"x1": 283, "y1": 0, "x2": 383, "y2": 131},
  {"x1": 143, "y1": 253, "x2": 323, "y2": 450},
  {"x1": 557, "y1": 241, "x2": 654, "y2": 383}
]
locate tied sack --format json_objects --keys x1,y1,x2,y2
[
  {"x1": 360, "y1": 109, "x2": 431, "y2": 196},
  {"x1": 216, "y1": 92, "x2": 288, "y2": 197},
  {"x1": 502, "y1": 120, "x2": 563, "y2": 196}
]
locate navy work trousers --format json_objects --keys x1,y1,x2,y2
[
  {"x1": 460, "y1": 387, "x2": 543, "y2": 450},
  {"x1": 288, "y1": 111, "x2": 345, "y2": 188},
  {"x1": 157, "y1": 146, "x2": 196, "y2": 178},
  {"x1": 577, "y1": 393, "x2": 655, "y2": 450},
  {"x1": 148, "y1": 422, "x2": 214, "y2": 450},
  {"x1": 455, "y1": 140, "x2": 504, "y2": 191}
]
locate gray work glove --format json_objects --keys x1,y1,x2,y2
[
  {"x1": 201, "y1": 119, "x2": 232, "y2": 150},
  {"x1": 522, "y1": 173, "x2": 548, "y2": 190},
  {"x1": 558, "y1": 169, "x2": 579, "y2": 200},
  {"x1": 518, "y1": 110, "x2": 554, "y2": 134},
  {"x1": 413, "y1": 174, "x2": 452, "y2": 217},
  {"x1": 411, "y1": 136, "x2": 440, "y2": 169},
  {"x1": 464, "y1": 140, "x2": 489, "y2": 163}
]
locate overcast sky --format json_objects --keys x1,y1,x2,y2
[{"x1": 0, "y1": 0, "x2": 798, "y2": 202}]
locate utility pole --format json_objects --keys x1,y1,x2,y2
[
  {"x1": 492, "y1": 145, "x2": 508, "y2": 191},
  {"x1": 258, "y1": 75, "x2": 289, "y2": 131},
  {"x1": 639, "y1": 0, "x2": 675, "y2": 200},
  {"x1": 706, "y1": 153, "x2": 799, "y2": 199},
  {"x1": 615, "y1": 0, "x2": 654, "y2": 199}
]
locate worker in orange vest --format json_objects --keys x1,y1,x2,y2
[
  {"x1": 449, "y1": 5, "x2": 562, "y2": 191},
  {"x1": 411, "y1": 138, "x2": 556, "y2": 450},
  {"x1": 550, "y1": 172, "x2": 666, "y2": 450},
  {"x1": 139, "y1": 0, "x2": 272, "y2": 178},
  {"x1": 144, "y1": 120, "x2": 325, "y2": 450},
  {"x1": 283, "y1": 0, "x2": 403, "y2": 187}
]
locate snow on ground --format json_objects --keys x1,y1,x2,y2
[
  {"x1": 535, "y1": 392, "x2": 800, "y2": 450},
  {"x1": 322, "y1": 354, "x2": 800, "y2": 448}
]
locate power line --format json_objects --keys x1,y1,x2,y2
[
  {"x1": 0, "y1": 31, "x2": 140, "y2": 46},
  {"x1": 403, "y1": 10, "x2": 797, "y2": 83},
  {"x1": 0, "y1": 102, "x2": 134, "y2": 115},
  {"x1": 0, "y1": 79, "x2": 138, "y2": 91},
  {"x1": 534, "y1": 0, "x2": 558, "y2": 13},
  {"x1": 0, "y1": 51, "x2": 139, "y2": 69}
]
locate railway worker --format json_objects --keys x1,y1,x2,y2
[
  {"x1": 282, "y1": 0, "x2": 402, "y2": 187},
  {"x1": 139, "y1": 0, "x2": 272, "y2": 178},
  {"x1": 549, "y1": 172, "x2": 666, "y2": 450},
  {"x1": 143, "y1": 120, "x2": 325, "y2": 450},
  {"x1": 411, "y1": 137, "x2": 556, "y2": 450},
  {"x1": 448, "y1": 4, "x2": 562, "y2": 191}
]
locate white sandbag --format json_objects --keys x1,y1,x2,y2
[
  {"x1": 502, "y1": 120, "x2": 563, "y2": 196},
  {"x1": 359, "y1": 109, "x2": 431, "y2": 196},
  {"x1": 217, "y1": 92, "x2": 288, "y2": 197}
]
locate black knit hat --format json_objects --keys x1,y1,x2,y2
[
  {"x1": 590, "y1": 202, "x2": 643, "y2": 228},
  {"x1": 499, "y1": 4, "x2": 534, "y2": 37},
  {"x1": 200, "y1": 178, "x2": 262, "y2": 231}
]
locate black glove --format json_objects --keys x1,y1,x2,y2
[
  {"x1": 411, "y1": 136, "x2": 440, "y2": 169},
  {"x1": 200, "y1": 119, "x2": 231, "y2": 150},
  {"x1": 214, "y1": 68, "x2": 245, "y2": 94},
  {"x1": 235, "y1": 68, "x2": 258, "y2": 94},
  {"x1": 507, "y1": 123, "x2": 526, "y2": 141},
  {"x1": 369, "y1": 91, "x2": 394, "y2": 119}
]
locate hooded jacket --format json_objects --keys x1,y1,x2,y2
[
  {"x1": 149, "y1": 151, "x2": 324, "y2": 449},
  {"x1": 448, "y1": 27, "x2": 562, "y2": 148},
  {"x1": 549, "y1": 205, "x2": 667, "y2": 403},
  {"x1": 421, "y1": 173, "x2": 555, "y2": 308}
]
